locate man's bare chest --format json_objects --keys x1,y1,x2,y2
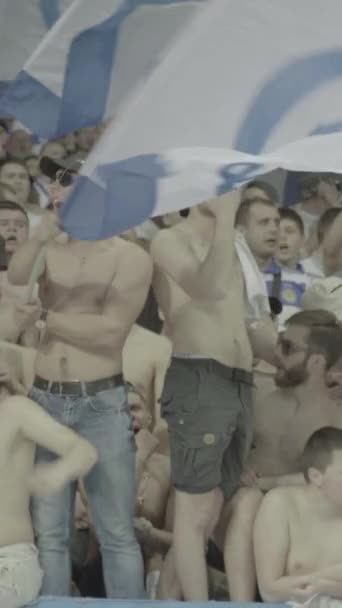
[
  {"x1": 46, "y1": 246, "x2": 116, "y2": 291},
  {"x1": 254, "y1": 397, "x2": 337, "y2": 463}
]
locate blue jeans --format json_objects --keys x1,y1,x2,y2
[{"x1": 29, "y1": 384, "x2": 144, "y2": 599}]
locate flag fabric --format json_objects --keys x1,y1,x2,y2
[
  {"x1": 59, "y1": 0, "x2": 342, "y2": 240},
  {"x1": 0, "y1": 0, "x2": 73, "y2": 94},
  {"x1": 0, "y1": 0, "x2": 201, "y2": 139}
]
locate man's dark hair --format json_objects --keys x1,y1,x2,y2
[
  {"x1": 287, "y1": 309, "x2": 342, "y2": 369},
  {"x1": 243, "y1": 180, "x2": 279, "y2": 203},
  {"x1": 235, "y1": 197, "x2": 278, "y2": 227},
  {"x1": 279, "y1": 208, "x2": 304, "y2": 235},
  {"x1": 317, "y1": 208, "x2": 342, "y2": 244},
  {"x1": 302, "y1": 427, "x2": 342, "y2": 482},
  {"x1": 0, "y1": 200, "x2": 29, "y2": 223}
]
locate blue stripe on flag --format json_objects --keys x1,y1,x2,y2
[
  {"x1": 0, "y1": 71, "x2": 61, "y2": 137},
  {"x1": 0, "y1": 8, "x2": 118, "y2": 139},
  {"x1": 56, "y1": 0, "x2": 200, "y2": 136},
  {"x1": 0, "y1": 0, "x2": 199, "y2": 138},
  {"x1": 56, "y1": 11, "x2": 121, "y2": 135},
  {"x1": 39, "y1": 0, "x2": 61, "y2": 28},
  {"x1": 235, "y1": 49, "x2": 342, "y2": 154},
  {"x1": 60, "y1": 154, "x2": 165, "y2": 240}
]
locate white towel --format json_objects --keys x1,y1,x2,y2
[
  {"x1": 234, "y1": 229, "x2": 270, "y2": 321},
  {"x1": 288, "y1": 594, "x2": 342, "y2": 608}
]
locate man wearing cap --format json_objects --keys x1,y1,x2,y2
[{"x1": 8, "y1": 155, "x2": 153, "y2": 599}]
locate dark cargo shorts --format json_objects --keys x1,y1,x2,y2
[{"x1": 161, "y1": 357, "x2": 253, "y2": 500}]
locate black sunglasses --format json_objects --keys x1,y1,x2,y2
[
  {"x1": 278, "y1": 336, "x2": 308, "y2": 356},
  {"x1": 55, "y1": 168, "x2": 76, "y2": 187}
]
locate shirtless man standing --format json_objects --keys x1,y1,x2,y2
[
  {"x1": 0, "y1": 361, "x2": 97, "y2": 608},
  {"x1": 8, "y1": 156, "x2": 153, "y2": 598},
  {"x1": 150, "y1": 192, "x2": 259, "y2": 601},
  {"x1": 254, "y1": 427, "x2": 342, "y2": 605},
  {"x1": 222, "y1": 309, "x2": 342, "y2": 601}
]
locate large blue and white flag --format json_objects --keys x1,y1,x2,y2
[
  {"x1": 0, "y1": 0, "x2": 73, "y2": 95},
  {"x1": 0, "y1": 0, "x2": 201, "y2": 139},
  {"x1": 58, "y1": 0, "x2": 342, "y2": 239}
]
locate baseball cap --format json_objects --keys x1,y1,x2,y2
[{"x1": 39, "y1": 155, "x2": 83, "y2": 180}]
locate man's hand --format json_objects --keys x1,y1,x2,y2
[
  {"x1": 198, "y1": 190, "x2": 241, "y2": 219},
  {"x1": 134, "y1": 517, "x2": 153, "y2": 544},
  {"x1": 0, "y1": 360, "x2": 25, "y2": 395},
  {"x1": 318, "y1": 180, "x2": 339, "y2": 208},
  {"x1": 240, "y1": 467, "x2": 260, "y2": 487},
  {"x1": 14, "y1": 300, "x2": 42, "y2": 331},
  {"x1": 28, "y1": 462, "x2": 70, "y2": 497},
  {"x1": 31, "y1": 211, "x2": 61, "y2": 244},
  {"x1": 288, "y1": 575, "x2": 318, "y2": 604}
]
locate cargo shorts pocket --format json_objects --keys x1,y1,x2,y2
[{"x1": 170, "y1": 427, "x2": 233, "y2": 493}]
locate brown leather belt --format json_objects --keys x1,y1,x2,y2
[{"x1": 33, "y1": 374, "x2": 124, "y2": 396}]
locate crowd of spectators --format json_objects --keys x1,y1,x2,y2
[{"x1": 1, "y1": 113, "x2": 342, "y2": 607}]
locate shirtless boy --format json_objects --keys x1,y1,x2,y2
[
  {"x1": 254, "y1": 427, "x2": 342, "y2": 606},
  {"x1": 222, "y1": 309, "x2": 342, "y2": 601},
  {"x1": 150, "y1": 192, "x2": 271, "y2": 601},
  {"x1": 8, "y1": 155, "x2": 153, "y2": 598},
  {"x1": 0, "y1": 360, "x2": 97, "y2": 608}
]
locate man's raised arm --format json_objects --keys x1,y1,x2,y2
[
  {"x1": 8, "y1": 213, "x2": 60, "y2": 285},
  {"x1": 322, "y1": 211, "x2": 342, "y2": 275},
  {"x1": 150, "y1": 190, "x2": 240, "y2": 300}
]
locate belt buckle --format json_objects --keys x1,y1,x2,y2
[{"x1": 50, "y1": 381, "x2": 61, "y2": 395}]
